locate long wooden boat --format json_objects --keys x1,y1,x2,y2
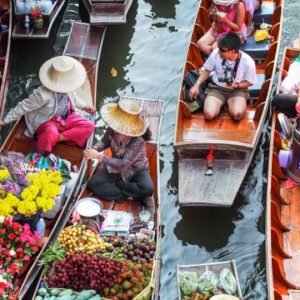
[
  {"x1": 174, "y1": 0, "x2": 283, "y2": 206},
  {"x1": 266, "y1": 47, "x2": 300, "y2": 300},
  {"x1": 0, "y1": 0, "x2": 12, "y2": 117},
  {"x1": 31, "y1": 97, "x2": 164, "y2": 300},
  {"x1": 177, "y1": 260, "x2": 243, "y2": 299},
  {"x1": 12, "y1": 0, "x2": 66, "y2": 39},
  {"x1": 0, "y1": 21, "x2": 106, "y2": 299},
  {"x1": 81, "y1": 0, "x2": 133, "y2": 25}
]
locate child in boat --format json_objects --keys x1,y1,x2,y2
[
  {"x1": 244, "y1": 0, "x2": 262, "y2": 35},
  {"x1": 0, "y1": 56, "x2": 95, "y2": 154},
  {"x1": 197, "y1": 0, "x2": 247, "y2": 56},
  {"x1": 83, "y1": 98, "x2": 154, "y2": 205},
  {"x1": 190, "y1": 32, "x2": 256, "y2": 121}
]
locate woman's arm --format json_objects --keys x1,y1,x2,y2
[{"x1": 220, "y1": 2, "x2": 245, "y2": 32}]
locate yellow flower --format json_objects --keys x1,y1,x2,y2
[
  {"x1": 0, "y1": 168, "x2": 10, "y2": 182},
  {"x1": 17, "y1": 200, "x2": 38, "y2": 217},
  {"x1": 5, "y1": 192, "x2": 20, "y2": 207},
  {"x1": 0, "y1": 199, "x2": 14, "y2": 217}
]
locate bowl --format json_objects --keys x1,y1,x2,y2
[{"x1": 75, "y1": 197, "x2": 103, "y2": 218}]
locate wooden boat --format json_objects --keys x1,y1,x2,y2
[
  {"x1": 31, "y1": 97, "x2": 164, "y2": 300},
  {"x1": 0, "y1": 0, "x2": 12, "y2": 116},
  {"x1": 177, "y1": 260, "x2": 243, "y2": 299},
  {"x1": 12, "y1": 0, "x2": 66, "y2": 39},
  {"x1": 80, "y1": 0, "x2": 133, "y2": 25},
  {"x1": 174, "y1": 0, "x2": 283, "y2": 206},
  {"x1": 266, "y1": 47, "x2": 300, "y2": 300},
  {"x1": 0, "y1": 21, "x2": 106, "y2": 299}
]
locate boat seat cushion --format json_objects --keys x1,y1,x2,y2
[
  {"x1": 241, "y1": 36, "x2": 269, "y2": 60},
  {"x1": 249, "y1": 73, "x2": 265, "y2": 98},
  {"x1": 253, "y1": 2, "x2": 275, "y2": 25}
]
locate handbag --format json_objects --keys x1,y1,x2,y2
[{"x1": 183, "y1": 70, "x2": 207, "y2": 112}]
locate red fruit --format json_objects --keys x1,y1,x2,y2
[
  {"x1": 135, "y1": 271, "x2": 143, "y2": 278},
  {"x1": 123, "y1": 280, "x2": 131, "y2": 290}
]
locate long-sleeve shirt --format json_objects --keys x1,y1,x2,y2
[{"x1": 93, "y1": 128, "x2": 149, "y2": 182}]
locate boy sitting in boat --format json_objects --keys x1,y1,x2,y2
[
  {"x1": 0, "y1": 56, "x2": 95, "y2": 154},
  {"x1": 83, "y1": 98, "x2": 154, "y2": 206},
  {"x1": 189, "y1": 32, "x2": 256, "y2": 121}
]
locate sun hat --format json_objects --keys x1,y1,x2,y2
[
  {"x1": 39, "y1": 56, "x2": 86, "y2": 93},
  {"x1": 213, "y1": 0, "x2": 239, "y2": 6},
  {"x1": 210, "y1": 295, "x2": 240, "y2": 300},
  {"x1": 100, "y1": 98, "x2": 147, "y2": 137}
]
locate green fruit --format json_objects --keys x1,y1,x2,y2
[{"x1": 38, "y1": 288, "x2": 48, "y2": 296}]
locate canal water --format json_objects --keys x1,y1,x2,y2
[{"x1": 1, "y1": 0, "x2": 300, "y2": 299}]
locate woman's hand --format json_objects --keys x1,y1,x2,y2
[
  {"x1": 84, "y1": 106, "x2": 96, "y2": 114},
  {"x1": 83, "y1": 147, "x2": 103, "y2": 161},
  {"x1": 0, "y1": 120, "x2": 6, "y2": 126}
]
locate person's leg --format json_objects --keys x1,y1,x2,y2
[
  {"x1": 120, "y1": 170, "x2": 154, "y2": 200},
  {"x1": 227, "y1": 95, "x2": 247, "y2": 120},
  {"x1": 87, "y1": 168, "x2": 127, "y2": 202},
  {"x1": 59, "y1": 114, "x2": 95, "y2": 147},
  {"x1": 35, "y1": 121, "x2": 60, "y2": 153},
  {"x1": 272, "y1": 94, "x2": 297, "y2": 118},
  {"x1": 203, "y1": 93, "x2": 224, "y2": 120},
  {"x1": 197, "y1": 30, "x2": 216, "y2": 56}
]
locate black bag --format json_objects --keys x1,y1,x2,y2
[{"x1": 183, "y1": 70, "x2": 207, "y2": 112}]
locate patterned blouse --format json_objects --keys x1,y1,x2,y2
[{"x1": 92, "y1": 127, "x2": 149, "y2": 182}]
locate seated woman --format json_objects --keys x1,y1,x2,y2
[
  {"x1": 0, "y1": 56, "x2": 95, "y2": 154},
  {"x1": 244, "y1": 0, "x2": 262, "y2": 35},
  {"x1": 197, "y1": 0, "x2": 246, "y2": 56},
  {"x1": 84, "y1": 98, "x2": 154, "y2": 205}
]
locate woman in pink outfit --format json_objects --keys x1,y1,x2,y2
[
  {"x1": 197, "y1": 0, "x2": 247, "y2": 56},
  {"x1": 0, "y1": 56, "x2": 95, "y2": 154}
]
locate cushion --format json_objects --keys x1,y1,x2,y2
[{"x1": 241, "y1": 36, "x2": 269, "y2": 60}]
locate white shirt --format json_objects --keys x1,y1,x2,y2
[{"x1": 203, "y1": 48, "x2": 257, "y2": 88}]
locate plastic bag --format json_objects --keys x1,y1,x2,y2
[
  {"x1": 218, "y1": 268, "x2": 237, "y2": 295},
  {"x1": 198, "y1": 269, "x2": 218, "y2": 296},
  {"x1": 179, "y1": 271, "x2": 198, "y2": 296}
]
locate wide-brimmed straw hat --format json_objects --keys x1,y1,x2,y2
[
  {"x1": 100, "y1": 98, "x2": 147, "y2": 137},
  {"x1": 213, "y1": 0, "x2": 238, "y2": 6},
  {"x1": 39, "y1": 56, "x2": 86, "y2": 93},
  {"x1": 210, "y1": 295, "x2": 240, "y2": 300}
]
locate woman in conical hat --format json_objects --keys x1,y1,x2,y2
[
  {"x1": 0, "y1": 56, "x2": 95, "y2": 154},
  {"x1": 197, "y1": 0, "x2": 246, "y2": 56},
  {"x1": 84, "y1": 98, "x2": 154, "y2": 205}
]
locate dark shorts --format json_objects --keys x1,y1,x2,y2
[{"x1": 205, "y1": 83, "x2": 250, "y2": 104}]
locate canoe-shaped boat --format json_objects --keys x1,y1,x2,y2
[
  {"x1": 0, "y1": 21, "x2": 106, "y2": 299},
  {"x1": 31, "y1": 97, "x2": 164, "y2": 300},
  {"x1": 266, "y1": 47, "x2": 300, "y2": 300},
  {"x1": 80, "y1": 0, "x2": 133, "y2": 25},
  {"x1": 12, "y1": 0, "x2": 66, "y2": 39},
  {"x1": 177, "y1": 260, "x2": 243, "y2": 299},
  {"x1": 174, "y1": 0, "x2": 283, "y2": 206},
  {"x1": 0, "y1": 0, "x2": 12, "y2": 116}
]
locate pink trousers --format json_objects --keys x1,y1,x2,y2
[{"x1": 36, "y1": 114, "x2": 94, "y2": 152}]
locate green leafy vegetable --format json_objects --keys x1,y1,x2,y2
[
  {"x1": 179, "y1": 271, "x2": 198, "y2": 296},
  {"x1": 198, "y1": 269, "x2": 218, "y2": 296},
  {"x1": 219, "y1": 268, "x2": 237, "y2": 295}
]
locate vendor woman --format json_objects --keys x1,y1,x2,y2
[
  {"x1": 0, "y1": 56, "x2": 95, "y2": 154},
  {"x1": 83, "y1": 98, "x2": 154, "y2": 205}
]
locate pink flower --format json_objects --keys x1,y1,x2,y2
[{"x1": 24, "y1": 255, "x2": 30, "y2": 262}]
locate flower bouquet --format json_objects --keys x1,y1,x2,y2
[
  {"x1": 0, "y1": 217, "x2": 40, "y2": 297},
  {"x1": 30, "y1": 6, "x2": 43, "y2": 29}
]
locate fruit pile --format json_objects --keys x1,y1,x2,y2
[{"x1": 57, "y1": 224, "x2": 111, "y2": 254}]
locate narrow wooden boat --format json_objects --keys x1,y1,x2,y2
[
  {"x1": 266, "y1": 47, "x2": 300, "y2": 300},
  {"x1": 80, "y1": 0, "x2": 133, "y2": 25},
  {"x1": 12, "y1": 0, "x2": 66, "y2": 39},
  {"x1": 31, "y1": 97, "x2": 164, "y2": 300},
  {"x1": 174, "y1": 0, "x2": 283, "y2": 206},
  {"x1": 0, "y1": 21, "x2": 106, "y2": 299},
  {"x1": 177, "y1": 260, "x2": 243, "y2": 299},
  {"x1": 0, "y1": 0, "x2": 12, "y2": 116}
]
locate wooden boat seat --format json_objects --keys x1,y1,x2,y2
[
  {"x1": 15, "y1": 132, "x2": 84, "y2": 164},
  {"x1": 253, "y1": 1, "x2": 275, "y2": 25},
  {"x1": 241, "y1": 36, "x2": 269, "y2": 60}
]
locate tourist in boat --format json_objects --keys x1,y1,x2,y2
[
  {"x1": 0, "y1": 56, "x2": 95, "y2": 154},
  {"x1": 83, "y1": 98, "x2": 154, "y2": 205},
  {"x1": 189, "y1": 32, "x2": 256, "y2": 121},
  {"x1": 244, "y1": 0, "x2": 262, "y2": 35},
  {"x1": 197, "y1": 0, "x2": 247, "y2": 56}
]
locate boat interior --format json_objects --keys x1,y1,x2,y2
[{"x1": 268, "y1": 48, "x2": 300, "y2": 300}]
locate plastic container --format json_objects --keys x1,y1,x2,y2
[
  {"x1": 36, "y1": 218, "x2": 45, "y2": 236},
  {"x1": 65, "y1": 172, "x2": 79, "y2": 197}
]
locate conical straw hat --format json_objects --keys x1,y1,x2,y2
[
  {"x1": 210, "y1": 295, "x2": 240, "y2": 300},
  {"x1": 100, "y1": 98, "x2": 147, "y2": 137},
  {"x1": 39, "y1": 56, "x2": 86, "y2": 93},
  {"x1": 213, "y1": 0, "x2": 238, "y2": 6}
]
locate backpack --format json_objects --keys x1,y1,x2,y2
[{"x1": 183, "y1": 70, "x2": 207, "y2": 112}]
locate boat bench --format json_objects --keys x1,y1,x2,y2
[
  {"x1": 249, "y1": 74, "x2": 265, "y2": 98},
  {"x1": 253, "y1": 1, "x2": 275, "y2": 25},
  {"x1": 241, "y1": 36, "x2": 269, "y2": 61}
]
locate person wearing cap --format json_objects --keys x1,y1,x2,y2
[
  {"x1": 0, "y1": 56, "x2": 95, "y2": 154},
  {"x1": 197, "y1": 0, "x2": 246, "y2": 56},
  {"x1": 83, "y1": 98, "x2": 154, "y2": 205}
]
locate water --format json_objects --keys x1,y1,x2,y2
[{"x1": 2, "y1": 0, "x2": 299, "y2": 299}]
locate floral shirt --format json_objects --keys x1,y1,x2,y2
[{"x1": 92, "y1": 128, "x2": 149, "y2": 182}]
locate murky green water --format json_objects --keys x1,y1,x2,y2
[{"x1": 2, "y1": 0, "x2": 300, "y2": 299}]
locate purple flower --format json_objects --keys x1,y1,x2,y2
[{"x1": 2, "y1": 182, "x2": 21, "y2": 196}]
